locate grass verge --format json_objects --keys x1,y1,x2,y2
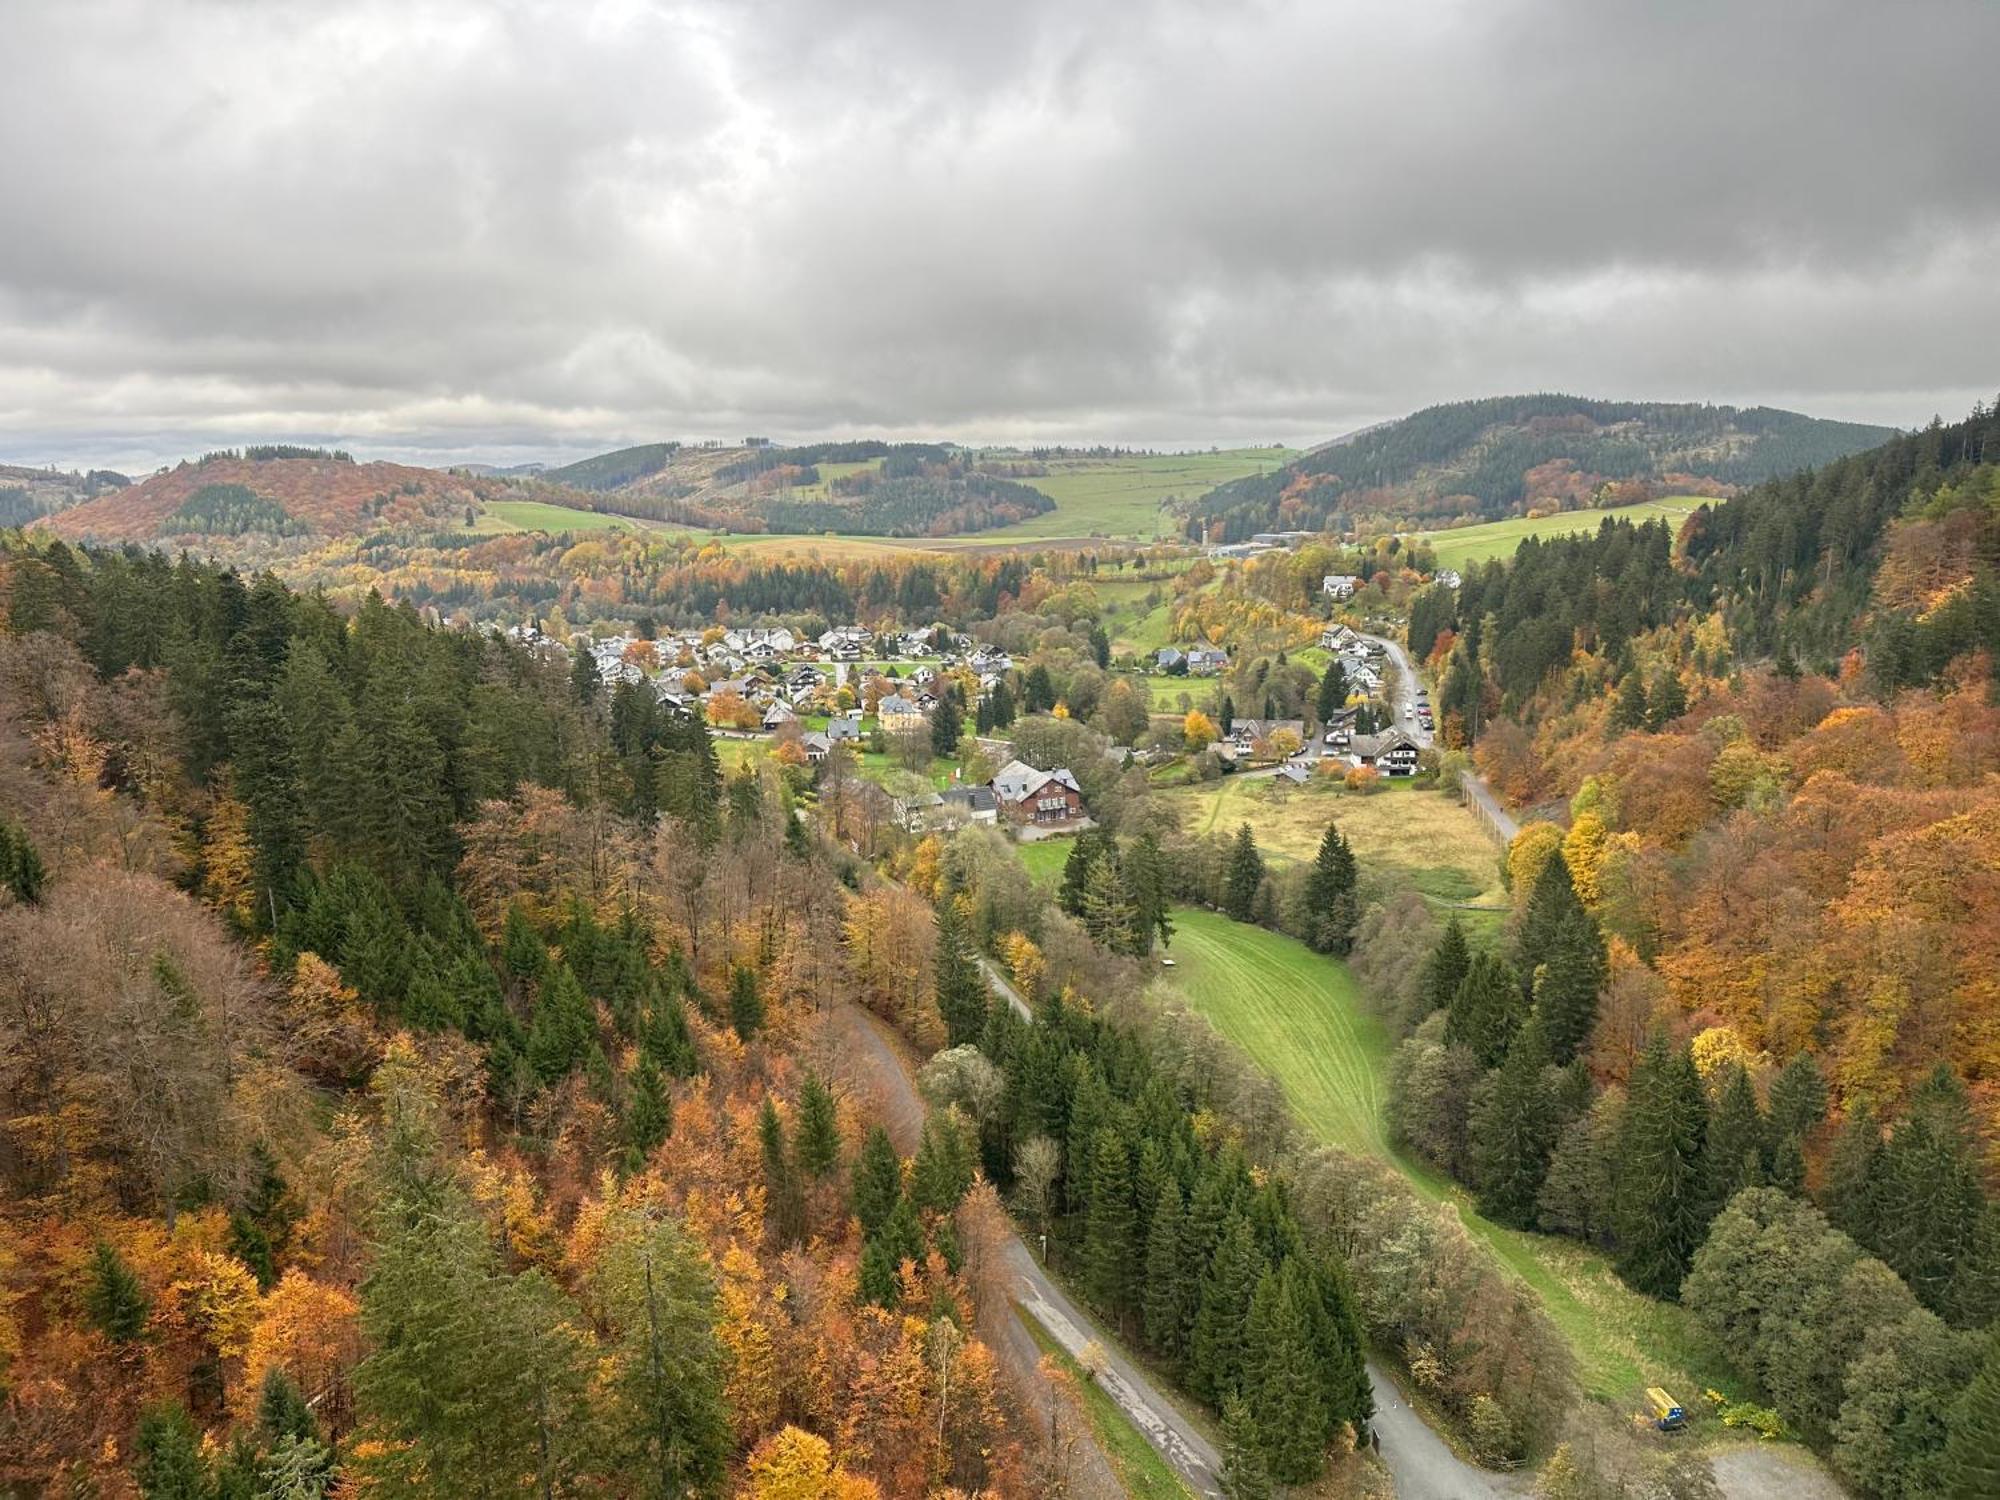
[{"x1": 1018, "y1": 1309, "x2": 1198, "y2": 1500}]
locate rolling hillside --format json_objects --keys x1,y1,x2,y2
[
  {"x1": 1187, "y1": 395, "x2": 1895, "y2": 542},
  {"x1": 0, "y1": 463, "x2": 129, "y2": 527},
  {"x1": 43, "y1": 449, "x2": 494, "y2": 542},
  {"x1": 536, "y1": 440, "x2": 1057, "y2": 538}
]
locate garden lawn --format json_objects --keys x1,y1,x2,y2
[{"x1": 1164, "y1": 908, "x2": 1756, "y2": 1409}]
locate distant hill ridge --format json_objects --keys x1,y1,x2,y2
[
  {"x1": 45, "y1": 451, "x2": 490, "y2": 542},
  {"x1": 1188, "y1": 394, "x2": 1896, "y2": 542}
]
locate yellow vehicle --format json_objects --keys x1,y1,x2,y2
[{"x1": 1645, "y1": 1388, "x2": 1688, "y2": 1432}]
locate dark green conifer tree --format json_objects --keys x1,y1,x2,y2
[
  {"x1": 1419, "y1": 917, "x2": 1471, "y2": 1019},
  {"x1": 1244, "y1": 1263, "x2": 1331, "y2": 1483},
  {"x1": 793, "y1": 1072, "x2": 842, "y2": 1180},
  {"x1": 1609, "y1": 670, "x2": 1649, "y2": 733},
  {"x1": 1220, "y1": 1396, "x2": 1272, "y2": 1500},
  {"x1": 1314, "y1": 660, "x2": 1348, "y2": 726},
  {"x1": 728, "y1": 963, "x2": 764, "y2": 1042},
  {"x1": 136, "y1": 1401, "x2": 213, "y2": 1500},
  {"x1": 1535, "y1": 906, "x2": 1606, "y2": 1064},
  {"x1": 1302, "y1": 822, "x2": 1359, "y2": 955},
  {"x1": 1705, "y1": 1063, "x2": 1767, "y2": 1207},
  {"x1": 622, "y1": 1053, "x2": 671, "y2": 1170},
  {"x1": 1446, "y1": 950, "x2": 1522, "y2": 1067},
  {"x1": 1223, "y1": 824, "x2": 1264, "y2": 922},
  {"x1": 1944, "y1": 1325, "x2": 2000, "y2": 1499},
  {"x1": 83, "y1": 1241, "x2": 150, "y2": 1345},
  {"x1": 933, "y1": 896, "x2": 989, "y2": 1046},
  {"x1": 1189, "y1": 1216, "x2": 1264, "y2": 1403},
  {"x1": 851, "y1": 1125, "x2": 903, "y2": 1238},
  {"x1": 1614, "y1": 1032, "x2": 1711, "y2": 1299},
  {"x1": 1471, "y1": 1012, "x2": 1559, "y2": 1226},
  {"x1": 759, "y1": 1099, "x2": 806, "y2": 1247},
  {"x1": 1142, "y1": 1186, "x2": 1187, "y2": 1362},
  {"x1": 1080, "y1": 1127, "x2": 1136, "y2": 1317}
]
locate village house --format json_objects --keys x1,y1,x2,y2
[
  {"x1": 825, "y1": 715, "x2": 863, "y2": 744},
  {"x1": 1226, "y1": 717, "x2": 1307, "y2": 757},
  {"x1": 1156, "y1": 647, "x2": 1186, "y2": 672},
  {"x1": 1186, "y1": 646, "x2": 1229, "y2": 676},
  {"x1": 890, "y1": 786, "x2": 946, "y2": 832},
  {"x1": 877, "y1": 693, "x2": 926, "y2": 731},
  {"x1": 761, "y1": 701, "x2": 797, "y2": 732},
  {"x1": 989, "y1": 758, "x2": 1087, "y2": 827},
  {"x1": 1434, "y1": 568, "x2": 1463, "y2": 589},
  {"x1": 1321, "y1": 573, "x2": 1360, "y2": 601},
  {"x1": 941, "y1": 784, "x2": 1000, "y2": 826},
  {"x1": 1321, "y1": 623, "x2": 1361, "y2": 653},
  {"x1": 1350, "y1": 728, "x2": 1422, "y2": 776},
  {"x1": 800, "y1": 730, "x2": 833, "y2": 763}
]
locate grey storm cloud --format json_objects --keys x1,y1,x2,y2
[{"x1": 1, "y1": 0, "x2": 1996, "y2": 470}]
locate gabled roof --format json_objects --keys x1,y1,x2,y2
[{"x1": 991, "y1": 758, "x2": 1082, "y2": 804}]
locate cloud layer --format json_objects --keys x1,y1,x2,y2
[{"x1": 3, "y1": 0, "x2": 1996, "y2": 469}]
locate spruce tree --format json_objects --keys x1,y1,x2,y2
[
  {"x1": 1218, "y1": 694, "x2": 1235, "y2": 735},
  {"x1": 1080, "y1": 853, "x2": 1139, "y2": 954},
  {"x1": 1419, "y1": 918, "x2": 1471, "y2": 1020},
  {"x1": 1609, "y1": 670, "x2": 1649, "y2": 732},
  {"x1": 1470, "y1": 1012, "x2": 1558, "y2": 1227},
  {"x1": 933, "y1": 896, "x2": 989, "y2": 1046},
  {"x1": 256, "y1": 1366, "x2": 317, "y2": 1446},
  {"x1": 1142, "y1": 1186, "x2": 1187, "y2": 1362},
  {"x1": 1820, "y1": 1103, "x2": 1881, "y2": 1241},
  {"x1": 0, "y1": 817, "x2": 47, "y2": 905},
  {"x1": 793, "y1": 1071, "x2": 841, "y2": 1179},
  {"x1": 1303, "y1": 822, "x2": 1359, "y2": 955},
  {"x1": 1080, "y1": 1127, "x2": 1135, "y2": 1317},
  {"x1": 1124, "y1": 831, "x2": 1174, "y2": 955},
  {"x1": 912, "y1": 1114, "x2": 973, "y2": 1215},
  {"x1": 83, "y1": 1241, "x2": 151, "y2": 1345},
  {"x1": 1766, "y1": 1051, "x2": 1827, "y2": 1193},
  {"x1": 1646, "y1": 670, "x2": 1688, "y2": 729},
  {"x1": 851, "y1": 1125, "x2": 903, "y2": 1237},
  {"x1": 1244, "y1": 1263, "x2": 1331, "y2": 1483},
  {"x1": 1535, "y1": 906, "x2": 1606, "y2": 1064},
  {"x1": 1314, "y1": 661, "x2": 1348, "y2": 726},
  {"x1": 728, "y1": 963, "x2": 764, "y2": 1042},
  {"x1": 136, "y1": 1401, "x2": 213, "y2": 1500},
  {"x1": 1871, "y1": 1067, "x2": 1996, "y2": 1326},
  {"x1": 1189, "y1": 1216, "x2": 1265, "y2": 1402},
  {"x1": 1058, "y1": 829, "x2": 1109, "y2": 917},
  {"x1": 1518, "y1": 849, "x2": 1582, "y2": 969},
  {"x1": 1614, "y1": 1033, "x2": 1711, "y2": 1299},
  {"x1": 525, "y1": 964, "x2": 597, "y2": 1085},
  {"x1": 623, "y1": 1053, "x2": 671, "y2": 1170},
  {"x1": 1223, "y1": 824, "x2": 1264, "y2": 922},
  {"x1": 1446, "y1": 950, "x2": 1522, "y2": 1067},
  {"x1": 858, "y1": 1235, "x2": 899, "y2": 1308},
  {"x1": 569, "y1": 644, "x2": 601, "y2": 704},
  {"x1": 1220, "y1": 1396, "x2": 1272, "y2": 1500},
  {"x1": 1944, "y1": 1325, "x2": 2000, "y2": 1499},
  {"x1": 759, "y1": 1099, "x2": 806, "y2": 1246},
  {"x1": 929, "y1": 693, "x2": 962, "y2": 756},
  {"x1": 1705, "y1": 1063, "x2": 1767, "y2": 1207}
]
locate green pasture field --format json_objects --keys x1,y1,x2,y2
[
  {"x1": 478, "y1": 498, "x2": 652, "y2": 534},
  {"x1": 978, "y1": 448, "x2": 1298, "y2": 541},
  {"x1": 1163, "y1": 908, "x2": 1755, "y2": 1409},
  {"x1": 1406, "y1": 497, "x2": 1707, "y2": 573}
]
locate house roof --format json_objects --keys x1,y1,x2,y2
[
  {"x1": 878, "y1": 693, "x2": 922, "y2": 716},
  {"x1": 943, "y1": 785, "x2": 999, "y2": 812},
  {"x1": 991, "y1": 758, "x2": 1082, "y2": 804}
]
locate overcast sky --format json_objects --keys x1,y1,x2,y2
[{"x1": 3, "y1": 0, "x2": 1996, "y2": 472}]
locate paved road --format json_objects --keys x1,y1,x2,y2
[
  {"x1": 831, "y1": 977, "x2": 1227, "y2": 1497},
  {"x1": 1360, "y1": 630, "x2": 1519, "y2": 845},
  {"x1": 1368, "y1": 1367, "x2": 1514, "y2": 1500}
]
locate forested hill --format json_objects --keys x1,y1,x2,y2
[
  {"x1": 1187, "y1": 394, "x2": 1894, "y2": 541},
  {"x1": 535, "y1": 440, "x2": 1057, "y2": 537},
  {"x1": 1410, "y1": 401, "x2": 2000, "y2": 733},
  {"x1": 43, "y1": 449, "x2": 494, "y2": 542}
]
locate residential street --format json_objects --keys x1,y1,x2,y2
[{"x1": 1361, "y1": 630, "x2": 1520, "y2": 843}]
